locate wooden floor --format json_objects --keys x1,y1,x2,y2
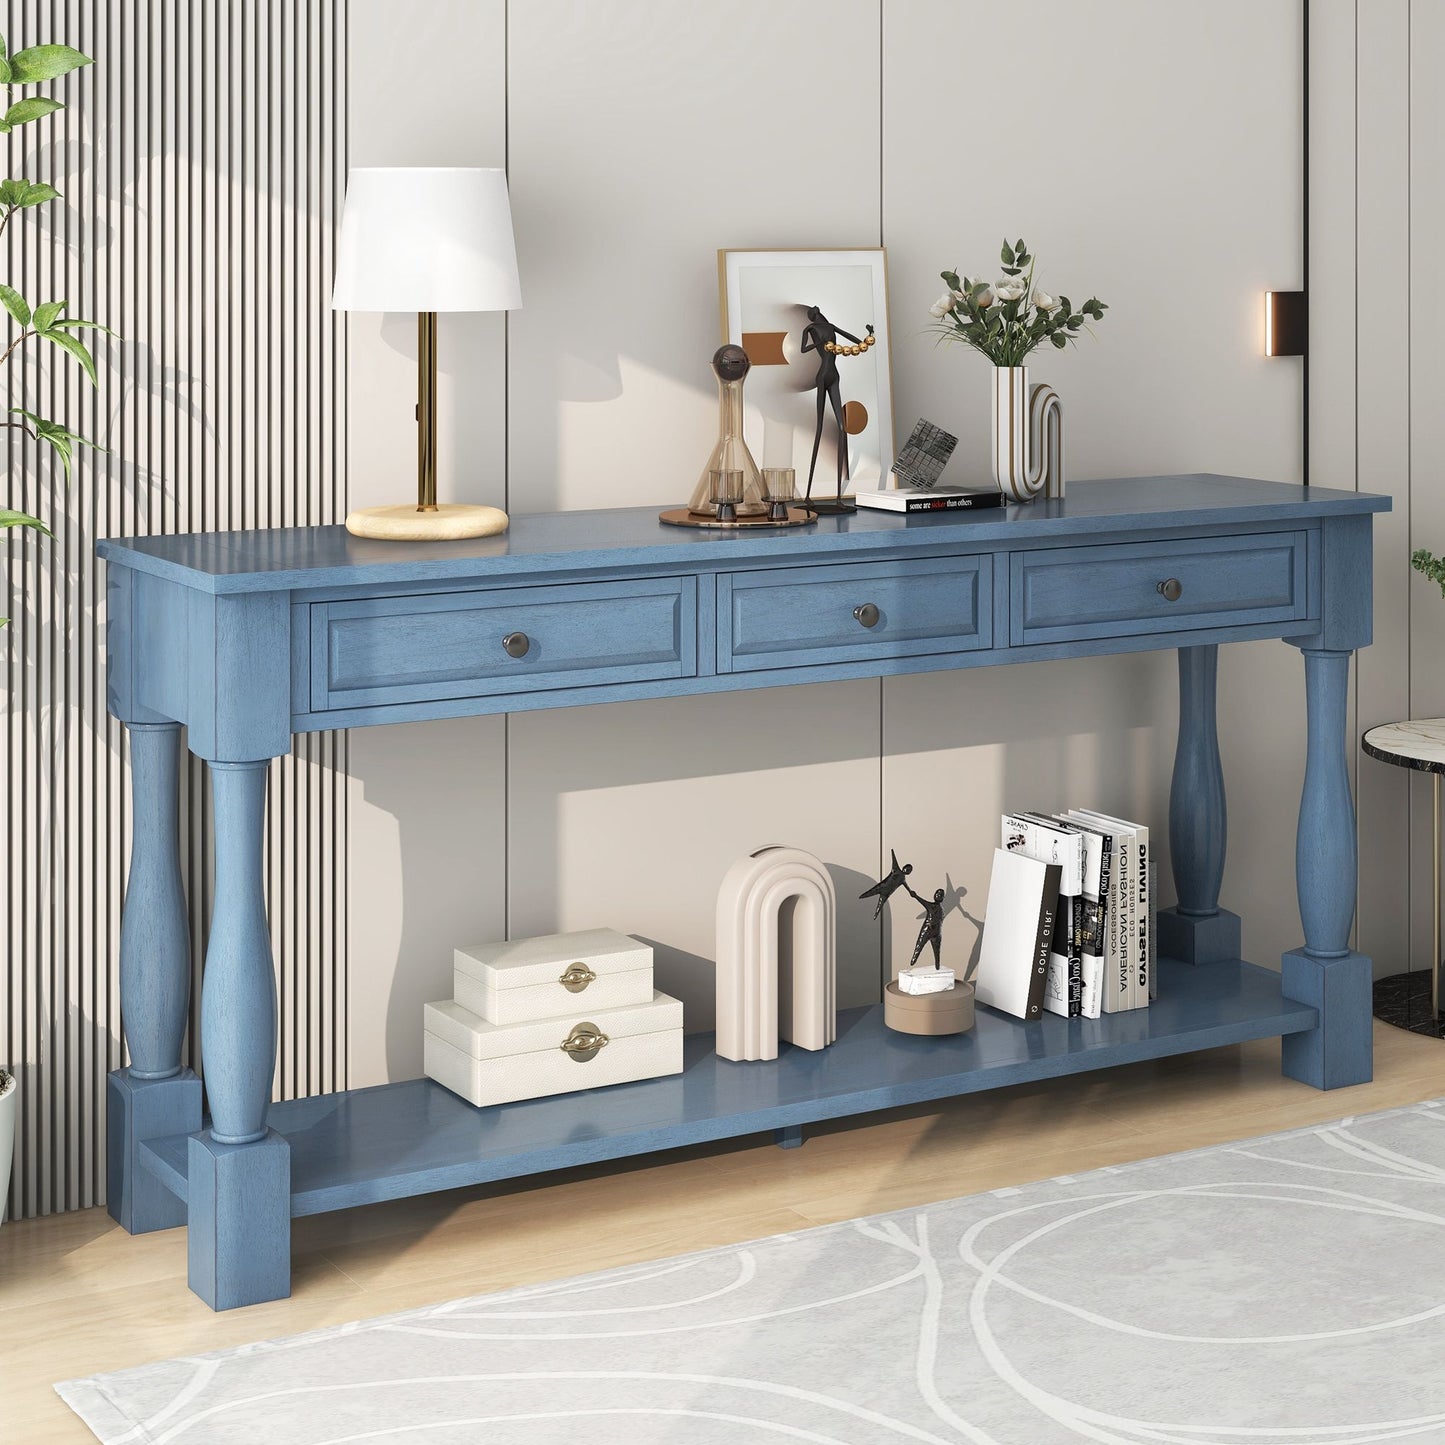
[{"x1": 5, "y1": 1022, "x2": 1443, "y2": 1442}]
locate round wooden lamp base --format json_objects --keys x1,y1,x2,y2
[
  {"x1": 883, "y1": 980, "x2": 976, "y2": 1036},
  {"x1": 345, "y1": 503, "x2": 510, "y2": 542}
]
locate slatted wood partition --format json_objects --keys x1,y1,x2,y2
[{"x1": 1, "y1": 0, "x2": 348, "y2": 1221}]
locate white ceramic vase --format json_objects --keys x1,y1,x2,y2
[
  {"x1": 990, "y1": 364, "x2": 1066, "y2": 502},
  {"x1": 0, "y1": 1070, "x2": 14, "y2": 1228}
]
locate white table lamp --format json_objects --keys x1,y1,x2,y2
[{"x1": 333, "y1": 167, "x2": 522, "y2": 541}]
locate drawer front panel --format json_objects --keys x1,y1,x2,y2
[
  {"x1": 310, "y1": 576, "x2": 696, "y2": 711},
  {"x1": 1011, "y1": 531, "x2": 1310, "y2": 645},
  {"x1": 720, "y1": 554, "x2": 991, "y2": 673}
]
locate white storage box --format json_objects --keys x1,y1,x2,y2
[
  {"x1": 424, "y1": 990, "x2": 684, "y2": 1108},
  {"x1": 454, "y1": 927, "x2": 654, "y2": 1025}
]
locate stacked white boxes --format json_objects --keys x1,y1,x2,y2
[{"x1": 424, "y1": 928, "x2": 684, "y2": 1108}]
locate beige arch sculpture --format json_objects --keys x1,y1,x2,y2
[{"x1": 715, "y1": 845, "x2": 837, "y2": 1062}]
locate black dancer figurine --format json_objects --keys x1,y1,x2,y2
[
  {"x1": 859, "y1": 849, "x2": 913, "y2": 920},
  {"x1": 905, "y1": 881, "x2": 948, "y2": 971},
  {"x1": 800, "y1": 306, "x2": 874, "y2": 509}
]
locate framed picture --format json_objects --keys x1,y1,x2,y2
[{"x1": 718, "y1": 248, "x2": 894, "y2": 502}]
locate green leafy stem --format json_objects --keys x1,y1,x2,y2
[
  {"x1": 931, "y1": 237, "x2": 1108, "y2": 369},
  {"x1": 0, "y1": 31, "x2": 96, "y2": 576}
]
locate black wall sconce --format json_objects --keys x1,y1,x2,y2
[{"x1": 1265, "y1": 290, "x2": 1306, "y2": 357}]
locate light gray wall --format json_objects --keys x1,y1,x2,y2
[{"x1": 345, "y1": 0, "x2": 1313, "y2": 1084}]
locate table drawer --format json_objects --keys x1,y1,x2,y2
[
  {"x1": 309, "y1": 576, "x2": 697, "y2": 711},
  {"x1": 1011, "y1": 531, "x2": 1310, "y2": 646},
  {"x1": 719, "y1": 554, "x2": 991, "y2": 673}
]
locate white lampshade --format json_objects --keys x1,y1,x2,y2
[{"x1": 332, "y1": 167, "x2": 522, "y2": 313}]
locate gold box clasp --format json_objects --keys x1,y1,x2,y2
[
  {"x1": 560, "y1": 1022, "x2": 609, "y2": 1062},
  {"x1": 559, "y1": 962, "x2": 597, "y2": 993}
]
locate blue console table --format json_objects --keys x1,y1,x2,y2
[{"x1": 99, "y1": 473, "x2": 1388, "y2": 1310}]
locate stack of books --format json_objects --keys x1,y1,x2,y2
[{"x1": 974, "y1": 810, "x2": 1155, "y2": 1022}]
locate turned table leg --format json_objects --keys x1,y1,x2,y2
[
  {"x1": 1282, "y1": 647, "x2": 1373, "y2": 1089},
  {"x1": 188, "y1": 758, "x2": 291, "y2": 1309},
  {"x1": 1157, "y1": 644, "x2": 1242, "y2": 964},
  {"x1": 107, "y1": 722, "x2": 202, "y2": 1233}
]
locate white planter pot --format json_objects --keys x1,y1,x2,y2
[
  {"x1": 990, "y1": 364, "x2": 1066, "y2": 502},
  {"x1": 0, "y1": 1070, "x2": 14, "y2": 1228}
]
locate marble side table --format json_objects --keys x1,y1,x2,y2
[{"x1": 1362, "y1": 720, "x2": 1445, "y2": 1036}]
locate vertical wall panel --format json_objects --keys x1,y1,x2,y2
[
  {"x1": 0, "y1": 1, "x2": 348, "y2": 1221},
  {"x1": 1353, "y1": 1, "x2": 1412, "y2": 979},
  {"x1": 1408, "y1": 0, "x2": 1445, "y2": 977}
]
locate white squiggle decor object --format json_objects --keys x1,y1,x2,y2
[
  {"x1": 991, "y1": 365, "x2": 1065, "y2": 502},
  {"x1": 715, "y1": 846, "x2": 836, "y2": 1062}
]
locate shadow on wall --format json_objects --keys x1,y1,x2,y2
[{"x1": 346, "y1": 718, "x2": 508, "y2": 1087}]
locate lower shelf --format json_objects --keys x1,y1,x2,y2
[{"x1": 140, "y1": 957, "x2": 1316, "y2": 1219}]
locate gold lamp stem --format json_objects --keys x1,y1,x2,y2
[{"x1": 417, "y1": 310, "x2": 438, "y2": 512}]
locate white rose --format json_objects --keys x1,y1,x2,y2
[
  {"x1": 994, "y1": 277, "x2": 1028, "y2": 303},
  {"x1": 974, "y1": 285, "x2": 995, "y2": 309},
  {"x1": 1033, "y1": 289, "x2": 1058, "y2": 312},
  {"x1": 929, "y1": 291, "x2": 955, "y2": 318}
]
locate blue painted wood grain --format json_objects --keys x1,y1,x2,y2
[
  {"x1": 1167, "y1": 645, "x2": 1228, "y2": 916},
  {"x1": 119, "y1": 724, "x2": 191, "y2": 1079},
  {"x1": 95, "y1": 473, "x2": 1390, "y2": 1307},
  {"x1": 287, "y1": 615, "x2": 1331, "y2": 734},
  {"x1": 1279, "y1": 646, "x2": 1373, "y2": 1088},
  {"x1": 1157, "y1": 645, "x2": 1244, "y2": 966},
  {"x1": 1295, "y1": 649, "x2": 1358, "y2": 957},
  {"x1": 188, "y1": 1127, "x2": 291, "y2": 1310},
  {"x1": 719, "y1": 554, "x2": 988, "y2": 673},
  {"x1": 1281, "y1": 947, "x2": 1373, "y2": 1090},
  {"x1": 106, "y1": 1067, "x2": 201, "y2": 1233},
  {"x1": 137, "y1": 960, "x2": 1313, "y2": 1220},
  {"x1": 201, "y1": 761, "x2": 279, "y2": 1144},
  {"x1": 95, "y1": 475, "x2": 1389, "y2": 595},
  {"x1": 1010, "y1": 531, "x2": 1309, "y2": 646},
  {"x1": 310, "y1": 574, "x2": 696, "y2": 711}
]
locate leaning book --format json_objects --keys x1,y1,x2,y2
[{"x1": 974, "y1": 848, "x2": 1062, "y2": 1022}]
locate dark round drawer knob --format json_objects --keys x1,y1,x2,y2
[
  {"x1": 502, "y1": 631, "x2": 531, "y2": 658},
  {"x1": 1157, "y1": 578, "x2": 1183, "y2": 602},
  {"x1": 853, "y1": 603, "x2": 880, "y2": 629}
]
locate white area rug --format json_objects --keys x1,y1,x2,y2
[{"x1": 59, "y1": 1100, "x2": 1445, "y2": 1444}]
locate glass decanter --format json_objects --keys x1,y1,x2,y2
[{"x1": 688, "y1": 345, "x2": 767, "y2": 518}]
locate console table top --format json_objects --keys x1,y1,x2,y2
[{"x1": 97, "y1": 473, "x2": 1390, "y2": 594}]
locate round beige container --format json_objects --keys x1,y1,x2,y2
[{"x1": 883, "y1": 980, "x2": 976, "y2": 1036}]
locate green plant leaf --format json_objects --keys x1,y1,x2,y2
[
  {"x1": 18, "y1": 179, "x2": 59, "y2": 206},
  {"x1": 999, "y1": 239, "x2": 1014, "y2": 266},
  {"x1": 48, "y1": 317, "x2": 115, "y2": 335},
  {"x1": 31, "y1": 299, "x2": 64, "y2": 332},
  {"x1": 8, "y1": 44, "x2": 91, "y2": 83},
  {"x1": 0, "y1": 58, "x2": 11, "y2": 86},
  {"x1": 0, "y1": 283, "x2": 30, "y2": 326},
  {"x1": 0, "y1": 97, "x2": 63, "y2": 132},
  {"x1": 11, "y1": 406, "x2": 103, "y2": 481},
  {"x1": 1051, "y1": 332, "x2": 1067, "y2": 349},
  {"x1": 0, "y1": 506, "x2": 51, "y2": 537},
  {"x1": 43, "y1": 327, "x2": 96, "y2": 384},
  {"x1": 940, "y1": 269, "x2": 961, "y2": 291},
  {"x1": 1014, "y1": 239, "x2": 1026, "y2": 258}
]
